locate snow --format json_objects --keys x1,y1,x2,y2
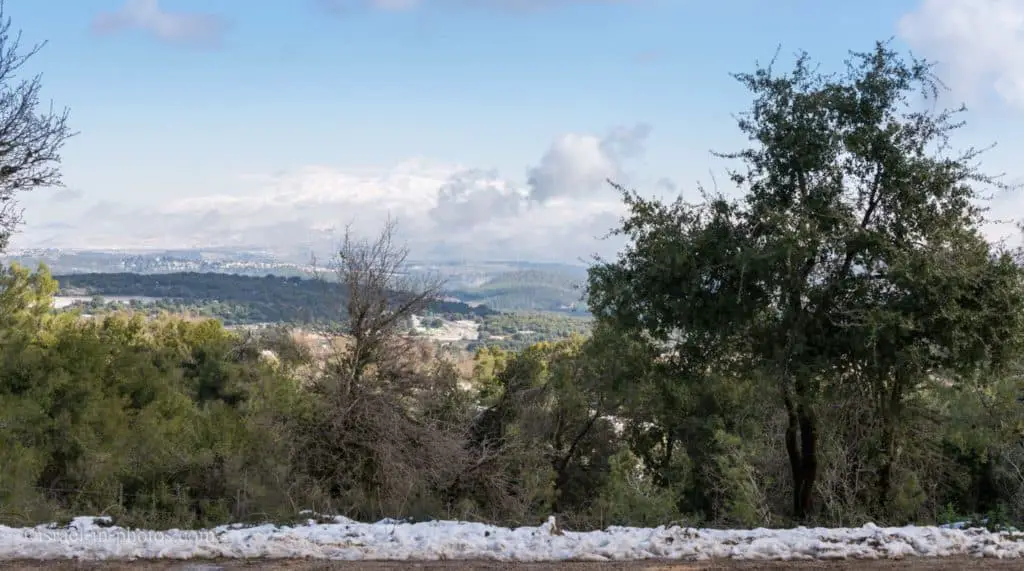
[
  {"x1": 1, "y1": 515, "x2": 1023, "y2": 562},
  {"x1": 409, "y1": 314, "x2": 480, "y2": 342}
]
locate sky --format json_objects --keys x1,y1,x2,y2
[{"x1": 5, "y1": 0, "x2": 1024, "y2": 263}]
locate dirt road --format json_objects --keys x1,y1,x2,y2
[{"x1": 2, "y1": 558, "x2": 1023, "y2": 570}]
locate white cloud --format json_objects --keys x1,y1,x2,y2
[
  {"x1": 318, "y1": 0, "x2": 641, "y2": 14},
  {"x1": 92, "y1": 0, "x2": 227, "y2": 49},
  {"x1": 16, "y1": 128, "x2": 649, "y2": 262},
  {"x1": 898, "y1": 0, "x2": 1024, "y2": 109},
  {"x1": 527, "y1": 134, "x2": 616, "y2": 203},
  {"x1": 430, "y1": 169, "x2": 525, "y2": 227},
  {"x1": 316, "y1": 0, "x2": 421, "y2": 13},
  {"x1": 527, "y1": 123, "x2": 650, "y2": 202}
]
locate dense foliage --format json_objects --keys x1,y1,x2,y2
[
  {"x1": 55, "y1": 272, "x2": 497, "y2": 325},
  {"x1": 448, "y1": 269, "x2": 587, "y2": 313},
  {"x1": 54, "y1": 272, "x2": 590, "y2": 348},
  {"x1": 1, "y1": 42, "x2": 1023, "y2": 534},
  {"x1": 471, "y1": 312, "x2": 594, "y2": 351},
  {"x1": 587, "y1": 43, "x2": 1024, "y2": 525}
]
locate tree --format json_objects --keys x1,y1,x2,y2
[
  {"x1": 460, "y1": 330, "x2": 640, "y2": 526},
  {"x1": 326, "y1": 217, "x2": 444, "y2": 390},
  {"x1": 0, "y1": 261, "x2": 56, "y2": 333},
  {"x1": 296, "y1": 218, "x2": 472, "y2": 521},
  {"x1": 588, "y1": 42, "x2": 1024, "y2": 521},
  {"x1": 0, "y1": 1, "x2": 74, "y2": 252}
]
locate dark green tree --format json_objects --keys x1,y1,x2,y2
[{"x1": 588, "y1": 42, "x2": 1024, "y2": 521}]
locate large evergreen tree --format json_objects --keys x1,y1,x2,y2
[{"x1": 587, "y1": 42, "x2": 1024, "y2": 520}]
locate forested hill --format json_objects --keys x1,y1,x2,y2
[
  {"x1": 449, "y1": 269, "x2": 587, "y2": 312},
  {"x1": 54, "y1": 272, "x2": 497, "y2": 324}
]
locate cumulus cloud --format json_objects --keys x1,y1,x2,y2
[
  {"x1": 18, "y1": 127, "x2": 651, "y2": 262},
  {"x1": 92, "y1": 0, "x2": 227, "y2": 49},
  {"x1": 429, "y1": 169, "x2": 525, "y2": 227},
  {"x1": 898, "y1": 0, "x2": 1024, "y2": 109},
  {"x1": 527, "y1": 123, "x2": 650, "y2": 202}
]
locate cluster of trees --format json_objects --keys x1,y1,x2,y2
[
  {"x1": 0, "y1": 9, "x2": 1022, "y2": 531},
  {"x1": 0, "y1": 224, "x2": 672, "y2": 530},
  {"x1": 55, "y1": 272, "x2": 497, "y2": 325},
  {"x1": 64, "y1": 296, "x2": 269, "y2": 325},
  {"x1": 55, "y1": 273, "x2": 588, "y2": 349},
  {"x1": 448, "y1": 269, "x2": 587, "y2": 313},
  {"x1": 0, "y1": 264, "x2": 315, "y2": 528},
  {"x1": 584, "y1": 45, "x2": 1024, "y2": 526},
  {"x1": 471, "y1": 312, "x2": 594, "y2": 351}
]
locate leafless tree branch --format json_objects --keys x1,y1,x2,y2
[
  {"x1": 328, "y1": 216, "x2": 445, "y2": 389},
  {"x1": 0, "y1": 0, "x2": 76, "y2": 251}
]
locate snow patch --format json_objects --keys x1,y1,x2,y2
[
  {"x1": 1, "y1": 516, "x2": 1023, "y2": 562},
  {"x1": 409, "y1": 314, "x2": 480, "y2": 342}
]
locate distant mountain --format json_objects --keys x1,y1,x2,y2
[
  {"x1": 1, "y1": 248, "x2": 315, "y2": 277},
  {"x1": 3, "y1": 249, "x2": 588, "y2": 276},
  {"x1": 5, "y1": 249, "x2": 594, "y2": 313},
  {"x1": 54, "y1": 272, "x2": 498, "y2": 326},
  {"x1": 447, "y1": 269, "x2": 589, "y2": 313}
]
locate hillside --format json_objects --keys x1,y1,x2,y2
[
  {"x1": 54, "y1": 272, "x2": 497, "y2": 326},
  {"x1": 472, "y1": 311, "x2": 593, "y2": 350},
  {"x1": 448, "y1": 269, "x2": 588, "y2": 313},
  {"x1": 51, "y1": 271, "x2": 594, "y2": 350},
  {"x1": 3, "y1": 249, "x2": 597, "y2": 314}
]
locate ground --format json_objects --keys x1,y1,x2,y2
[{"x1": 2, "y1": 558, "x2": 1023, "y2": 570}]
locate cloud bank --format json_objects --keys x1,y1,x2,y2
[
  {"x1": 899, "y1": 0, "x2": 1024, "y2": 109},
  {"x1": 20, "y1": 125, "x2": 652, "y2": 263}
]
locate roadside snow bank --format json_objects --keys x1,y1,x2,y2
[{"x1": 1, "y1": 515, "x2": 1023, "y2": 561}]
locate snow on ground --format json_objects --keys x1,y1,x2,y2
[
  {"x1": 1, "y1": 516, "x2": 1023, "y2": 562},
  {"x1": 410, "y1": 315, "x2": 480, "y2": 342}
]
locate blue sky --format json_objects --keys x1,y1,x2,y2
[{"x1": 5, "y1": 0, "x2": 1024, "y2": 262}]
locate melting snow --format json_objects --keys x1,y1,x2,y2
[{"x1": 0, "y1": 515, "x2": 1022, "y2": 562}]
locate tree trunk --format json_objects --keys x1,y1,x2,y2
[
  {"x1": 797, "y1": 404, "x2": 818, "y2": 518},
  {"x1": 784, "y1": 395, "x2": 802, "y2": 516},
  {"x1": 552, "y1": 408, "x2": 603, "y2": 514},
  {"x1": 877, "y1": 425, "x2": 894, "y2": 510},
  {"x1": 785, "y1": 393, "x2": 818, "y2": 521},
  {"x1": 876, "y1": 383, "x2": 903, "y2": 510}
]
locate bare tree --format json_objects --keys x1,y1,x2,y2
[
  {"x1": 0, "y1": 1, "x2": 75, "y2": 252},
  {"x1": 292, "y1": 218, "x2": 476, "y2": 520},
  {"x1": 329, "y1": 216, "x2": 444, "y2": 391}
]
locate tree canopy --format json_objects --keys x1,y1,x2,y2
[{"x1": 588, "y1": 42, "x2": 1024, "y2": 520}]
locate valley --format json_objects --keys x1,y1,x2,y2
[
  {"x1": 42, "y1": 261, "x2": 594, "y2": 351},
  {"x1": 1, "y1": 3, "x2": 1023, "y2": 565}
]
